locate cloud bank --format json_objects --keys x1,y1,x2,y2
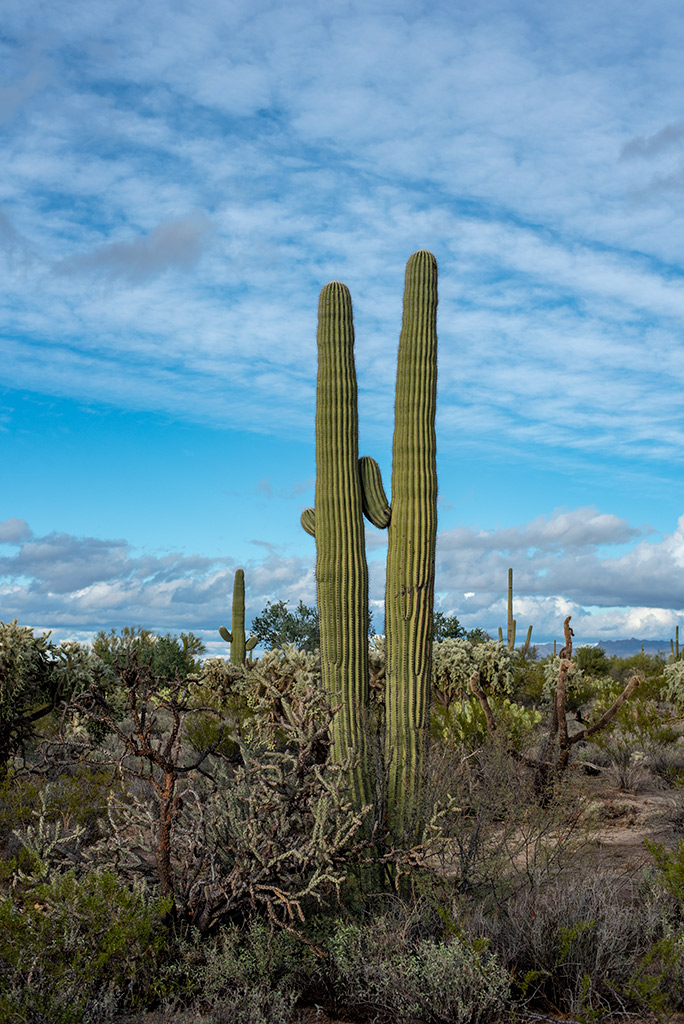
[{"x1": 2, "y1": 508, "x2": 682, "y2": 650}]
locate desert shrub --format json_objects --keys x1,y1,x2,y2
[
  {"x1": 586, "y1": 694, "x2": 681, "y2": 790},
  {"x1": 159, "y1": 919, "x2": 310, "y2": 1024},
  {"x1": 474, "y1": 872, "x2": 677, "y2": 1018},
  {"x1": 575, "y1": 645, "x2": 610, "y2": 677},
  {"x1": 0, "y1": 867, "x2": 172, "y2": 1023},
  {"x1": 420, "y1": 741, "x2": 587, "y2": 904},
  {"x1": 325, "y1": 907, "x2": 509, "y2": 1023},
  {"x1": 511, "y1": 654, "x2": 548, "y2": 705}
]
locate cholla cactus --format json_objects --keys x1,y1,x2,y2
[
  {"x1": 432, "y1": 638, "x2": 514, "y2": 709},
  {"x1": 663, "y1": 658, "x2": 684, "y2": 707}
]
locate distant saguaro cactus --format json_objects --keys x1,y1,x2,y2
[
  {"x1": 219, "y1": 568, "x2": 257, "y2": 665},
  {"x1": 499, "y1": 568, "x2": 533, "y2": 655}
]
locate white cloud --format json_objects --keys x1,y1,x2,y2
[{"x1": 2, "y1": 507, "x2": 683, "y2": 645}]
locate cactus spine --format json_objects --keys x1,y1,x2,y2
[
  {"x1": 219, "y1": 568, "x2": 257, "y2": 665},
  {"x1": 384, "y1": 250, "x2": 438, "y2": 837},
  {"x1": 312, "y1": 282, "x2": 372, "y2": 807}
]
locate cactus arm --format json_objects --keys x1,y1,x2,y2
[
  {"x1": 245, "y1": 636, "x2": 258, "y2": 652},
  {"x1": 384, "y1": 250, "x2": 438, "y2": 838},
  {"x1": 359, "y1": 457, "x2": 391, "y2": 528},
  {"x1": 300, "y1": 508, "x2": 316, "y2": 537},
  {"x1": 219, "y1": 627, "x2": 233, "y2": 644},
  {"x1": 314, "y1": 281, "x2": 371, "y2": 806}
]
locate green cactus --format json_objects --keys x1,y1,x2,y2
[
  {"x1": 501, "y1": 568, "x2": 532, "y2": 655},
  {"x1": 507, "y1": 568, "x2": 516, "y2": 651},
  {"x1": 384, "y1": 250, "x2": 438, "y2": 838},
  {"x1": 304, "y1": 281, "x2": 374, "y2": 807},
  {"x1": 302, "y1": 252, "x2": 438, "y2": 839},
  {"x1": 219, "y1": 568, "x2": 257, "y2": 665},
  {"x1": 671, "y1": 625, "x2": 681, "y2": 661}
]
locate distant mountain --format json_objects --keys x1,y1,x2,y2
[{"x1": 533, "y1": 638, "x2": 673, "y2": 659}]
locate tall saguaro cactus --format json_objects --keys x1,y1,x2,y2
[
  {"x1": 302, "y1": 251, "x2": 438, "y2": 839},
  {"x1": 312, "y1": 282, "x2": 372, "y2": 807},
  {"x1": 384, "y1": 251, "x2": 439, "y2": 837},
  {"x1": 219, "y1": 568, "x2": 257, "y2": 665}
]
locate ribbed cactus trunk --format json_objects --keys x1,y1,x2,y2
[
  {"x1": 507, "y1": 567, "x2": 516, "y2": 651},
  {"x1": 229, "y1": 569, "x2": 248, "y2": 666},
  {"x1": 219, "y1": 568, "x2": 257, "y2": 664},
  {"x1": 384, "y1": 251, "x2": 438, "y2": 839},
  {"x1": 315, "y1": 282, "x2": 371, "y2": 808}
]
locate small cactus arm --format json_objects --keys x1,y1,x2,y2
[
  {"x1": 219, "y1": 568, "x2": 257, "y2": 665},
  {"x1": 384, "y1": 250, "x2": 438, "y2": 839},
  {"x1": 300, "y1": 508, "x2": 316, "y2": 537},
  {"x1": 302, "y1": 456, "x2": 390, "y2": 537},
  {"x1": 359, "y1": 456, "x2": 391, "y2": 528},
  {"x1": 312, "y1": 281, "x2": 372, "y2": 807},
  {"x1": 503, "y1": 568, "x2": 533, "y2": 654}
]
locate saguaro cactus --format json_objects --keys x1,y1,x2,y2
[
  {"x1": 219, "y1": 568, "x2": 257, "y2": 665},
  {"x1": 499, "y1": 568, "x2": 532, "y2": 655},
  {"x1": 384, "y1": 250, "x2": 438, "y2": 837},
  {"x1": 302, "y1": 252, "x2": 438, "y2": 838},
  {"x1": 309, "y1": 282, "x2": 373, "y2": 807}
]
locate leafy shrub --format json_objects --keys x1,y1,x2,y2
[
  {"x1": 0, "y1": 868, "x2": 171, "y2": 1023},
  {"x1": 575, "y1": 645, "x2": 610, "y2": 677}
]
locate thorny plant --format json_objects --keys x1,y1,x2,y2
[
  {"x1": 42, "y1": 646, "x2": 226, "y2": 901},
  {"x1": 35, "y1": 647, "x2": 376, "y2": 945}
]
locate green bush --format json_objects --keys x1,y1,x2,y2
[{"x1": 0, "y1": 868, "x2": 172, "y2": 1023}]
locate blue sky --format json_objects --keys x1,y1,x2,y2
[{"x1": 2, "y1": 0, "x2": 684, "y2": 653}]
